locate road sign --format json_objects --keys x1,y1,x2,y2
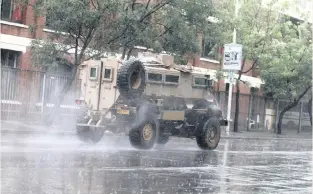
[{"x1": 223, "y1": 43, "x2": 243, "y2": 71}]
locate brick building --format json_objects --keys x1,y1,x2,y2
[{"x1": 0, "y1": 0, "x2": 262, "y2": 94}]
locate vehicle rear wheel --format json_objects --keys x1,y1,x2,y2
[
  {"x1": 196, "y1": 117, "x2": 221, "y2": 150},
  {"x1": 129, "y1": 119, "x2": 158, "y2": 149}
]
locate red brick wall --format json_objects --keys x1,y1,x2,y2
[
  {"x1": 1, "y1": 24, "x2": 31, "y2": 38},
  {"x1": 24, "y1": 1, "x2": 36, "y2": 26},
  {"x1": 195, "y1": 59, "x2": 220, "y2": 70},
  {"x1": 19, "y1": 48, "x2": 32, "y2": 70}
]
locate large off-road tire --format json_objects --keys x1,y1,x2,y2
[
  {"x1": 129, "y1": 118, "x2": 158, "y2": 150},
  {"x1": 196, "y1": 117, "x2": 221, "y2": 150},
  {"x1": 116, "y1": 59, "x2": 146, "y2": 99}
]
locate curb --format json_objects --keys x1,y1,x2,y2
[
  {"x1": 0, "y1": 129, "x2": 126, "y2": 137},
  {"x1": 1, "y1": 129, "x2": 76, "y2": 136},
  {"x1": 221, "y1": 136, "x2": 312, "y2": 141},
  {"x1": 2, "y1": 130, "x2": 311, "y2": 141},
  {"x1": 2, "y1": 122, "x2": 311, "y2": 141}
]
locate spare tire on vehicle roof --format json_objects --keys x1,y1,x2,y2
[{"x1": 116, "y1": 59, "x2": 146, "y2": 99}]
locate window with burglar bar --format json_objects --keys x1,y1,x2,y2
[{"x1": 1, "y1": 0, "x2": 24, "y2": 24}]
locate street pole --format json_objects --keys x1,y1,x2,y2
[
  {"x1": 41, "y1": 73, "x2": 46, "y2": 114},
  {"x1": 226, "y1": 73, "x2": 233, "y2": 135},
  {"x1": 298, "y1": 102, "x2": 303, "y2": 134},
  {"x1": 225, "y1": 0, "x2": 239, "y2": 135}
]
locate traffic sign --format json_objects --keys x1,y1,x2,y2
[{"x1": 223, "y1": 43, "x2": 243, "y2": 71}]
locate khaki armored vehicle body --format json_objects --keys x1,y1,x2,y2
[{"x1": 76, "y1": 57, "x2": 228, "y2": 150}]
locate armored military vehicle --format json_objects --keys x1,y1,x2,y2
[{"x1": 75, "y1": 56, "x2": 227, "y2": 150}]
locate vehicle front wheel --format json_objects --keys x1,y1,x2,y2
[
  {"x1": 129, "y1": 119, "x2": 158, "y2": 150},
  {"x1": 196, "y1": 117, "x2": 221, "y2": 150}
]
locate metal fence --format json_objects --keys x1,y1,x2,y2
[
  {"x1": 1, "y1": 67, "x2": 311, "y2": 132},
  {"x1": 215, "y1": 91, "x2": 311, "y2": 133},
  {"x1": 1, "y1": 67, "x2": 81, "y2": 124}
]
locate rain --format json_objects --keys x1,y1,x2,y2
[
  {"x1": 1, "y1": 0, "x2": 312, "y2": 193},
  {"x1": 1, "y1": 128, "x2": 312, "y2": 194}
]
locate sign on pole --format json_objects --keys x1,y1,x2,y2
[
  {"x1": 223, "y1": 43, "x2": 243, "y2": 71},
  {"x1": 223, "y1": 43, "x2": 242, "y2": 135}
]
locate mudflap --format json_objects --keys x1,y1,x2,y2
[
  {"x1": 76, "y1": 117, "x2": 133, "y2": 143},
  {"x1": 76, "y1": 123, "x2": 107, "y2": 144}
]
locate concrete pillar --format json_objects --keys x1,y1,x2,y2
[
  {"x1": 275, "y1": 100, "x2": 280, "y2": 133},
  {"x1": 247, "y1": 94, "x2": 252, "y2": 131},
  {"x1": 298, "y1": 102, "x2": 303, "y2": 134}
]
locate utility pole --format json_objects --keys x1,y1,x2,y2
[{"x1": 225, "y1": 0, "x2": 241, "y2": 135}]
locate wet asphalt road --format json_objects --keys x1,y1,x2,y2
[{"x1": 1, "y1": 132, "x2": 312, "y2": 194}]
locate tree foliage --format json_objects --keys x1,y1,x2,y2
[
  {"x1": 29, "y1": 0, "x2": 215, "y2": 68},
  {"x1": 259, "y1": 19, "x2": 312, "y2": 133},
  {"x1": 211, "y1": 0, "x2": 280, "y2": 132},
  {"x1": 208, "y1": 0, "x2": 312, "y2": 133},
  {"x1": 260, "y1": 21, "x2": 312, "y2": 100}
]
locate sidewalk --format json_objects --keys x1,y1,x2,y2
[
  {"x1": 221, "y1": 129, "x2": 312, "y2": 140},
  {"x1": 1, "y1": 120, "x2": 76, "y2": 136},
  {"x1": 1, "y1": 120, "x2": 312, "y2": 140}
]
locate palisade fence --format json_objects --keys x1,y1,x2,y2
[
  {"x1": 1, "y1": 67, "x2": 81, "y2": 125},
  {"x1": 214, "y1": 91, "x2": 311, "y2": 133},
  {"x1": 1, "y1": 67, "x2": 311, "y2": 132}
]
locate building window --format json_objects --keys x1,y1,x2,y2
[
  {"x1": 1, "y1": 0, "x2": 23, "y2": 23},
  {"x1": 147, "y1": 73, "x2": 163, "y2": 83},
  {"x1": 225, "y1": 83, "x2": 230, "y2": 91},
  {"x1": 1, "y1": 49, "x2": 20, "y2": 68},
  {"x1": 201, "y1": 38, "x2": 219, "y2": 60},
  {"x1": 89, "y1": 66, "x2": 98, "y2": 80},
  {"x1": 165, "y1": 74, "x2": 179, "y2": 84}
]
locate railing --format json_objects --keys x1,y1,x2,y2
[
  {"x1": 215, "y1": 91, "x2": 311, "y2": 132},
  {"x1": 1, "y1": 67, "x2": 81, "y2": 124},
  {"x1": 1, "y1": 67, "x2": 310, "y2": 132}
]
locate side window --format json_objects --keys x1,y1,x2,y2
[
  {"x1": 193, "y1": 77, "x2": 207, "y2": 87},
  {"x1": 164, "y1": 74, "x2": 179, "y2": 84},
  {"x1": 103, "y1": 67, "x2": 113, "y2": 81},
  {"x1": 147, "y1": 72, "x2": 163, "y2": 83},
  {"x1": 89, "y1": 66, "x2": 98, "y2": 80}
]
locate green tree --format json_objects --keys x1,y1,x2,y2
[
  {"x1": 213, "y1": 0, "x2": 280, "y2": 132},
  {"x1": 28, "y1": 0, "x2": 214, "y2": 125},
  {"x1": 260, "y1": 19, "x2": 312, "y2": 134}
]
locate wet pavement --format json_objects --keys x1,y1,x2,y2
[{"x1": 1, "y1": 132, "x2": 312, "y2": 194}]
